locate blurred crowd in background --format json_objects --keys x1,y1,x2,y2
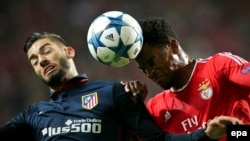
[{"x1": 0, "y1": 0, "x2": 249, "y2": 126}]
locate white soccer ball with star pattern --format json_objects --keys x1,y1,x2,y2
[{"x1": 87, "y1": 11, "x2": 143, "y2": 67}]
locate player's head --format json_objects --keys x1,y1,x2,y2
[
  {"x1": 23, "y1": 32, "x2": 78, "y2": 90},
  {"x1": 136, "y1": 17, "x2": 192, "y2": 89},
  {"x1": 139, "y1": 17, "x2": 178, "y2": 46}
]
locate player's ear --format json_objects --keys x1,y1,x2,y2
[
  {"x1": 65, "y1": 46, "x2": 75, "y2": 59},
  {"x1": 169, "y1": 38, "x2": 179, "y2": 54}
]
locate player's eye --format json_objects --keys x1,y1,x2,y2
[
  {"x1": 43, "y1": 48, "x2": 52, "y2": 54},
  {"x1": 31, "y1": 58, "x2": 38, "y2": 66}
]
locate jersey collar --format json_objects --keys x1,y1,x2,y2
[{"x1": 50, "y1": 74, "x2": 88, "y2": 99}]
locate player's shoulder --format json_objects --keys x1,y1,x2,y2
[
  {"x1": 86, "y1": 79, "x2": 121, "y2": 87},
  {"x1": 207, "y1": 52, "x2": 246, "y2": 63},
  {"x1": 197, "y1": 52, "x2": 248, "y2": 66},
  {"x1": 6, "y1": 101, "x2": 52, "y2": 124},
  {"x1": 87, "y1": 79, "x2": 117, "y2": 84},
  {"x1": 25, "y1": 101, "x2": 55, "y2": 114},
  {"x1": 216, "y1": 52, "x2": 248, "y2": 64},
  {"x1": 85, "y1": 79, "x2": 124, "y2": 94}
]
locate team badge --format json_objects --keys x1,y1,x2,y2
[
  {"x1": 198, "y1": 79, "x2": 213, "y2": 100},
  {"x1": 82, "y1": 92, "x2": 98, "y2": 109}
]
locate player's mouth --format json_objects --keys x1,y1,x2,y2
[{"x1": 44, "y1": 64, "x2": 57, "y2": 76}]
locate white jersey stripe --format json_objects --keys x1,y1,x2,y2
[
  {"x1": 218, "y1": 52, "x2": 248, "y2": 65},
  {"x1": 233, "y1": 54, "x2": 248, "y2": 63}
]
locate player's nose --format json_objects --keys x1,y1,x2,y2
[{"x1": 39, "y1": 56, "x2": 49, "y2": 67}]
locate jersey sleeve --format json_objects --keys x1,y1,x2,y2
[
  {"x1": 0, "y1": 109, "x2": 35, "y2": 141},
  {"x1": 215, "y1": 52, "x2": 250, "y2": 87},
  {"x1": 112, "y1": 82, "x2": 215, "y2": 141}
]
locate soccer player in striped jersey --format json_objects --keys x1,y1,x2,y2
[{"x1": 125, "y1": 17, "x2": 250, "y2": 141}]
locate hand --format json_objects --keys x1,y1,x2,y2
[
  {"x1": 121, "y1": 80, "x2": 148, "y2": 101},
  {"x1": 205, "y1": 115, "x2": 243, "y2": 139}
]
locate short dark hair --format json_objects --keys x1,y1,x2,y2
[
  {"x1": 23, "y1": 32, "x2": 68, "y2": 53},
  {"x1": 139, "y1": 17, "x2": 178, "y2": 46}
]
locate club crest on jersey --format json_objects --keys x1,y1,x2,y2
[
  {"x1": 197, "y1": 79, "x2": 213, "y2": 100},
  {"x1": 82, "y1": 92, "x2": 98, "y2": 109}
]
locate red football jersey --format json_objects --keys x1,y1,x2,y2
[{"x1": 146, "y1": 52, "x2": 250, "y2": 141}]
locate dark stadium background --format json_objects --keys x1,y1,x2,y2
[{"x1": 0, "y1": 0, "x2": 249, "y2": 126}]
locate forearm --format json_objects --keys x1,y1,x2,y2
[{"x1": 165, "y1": 129, "x2": 216, "y2": 141}]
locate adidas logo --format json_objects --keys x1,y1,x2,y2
[
  {"x1": 105, "y1": 34, "x2": 115, "y2": 41},
  {"x1": 164, "y1": 111, "x2": 171, "y2": 122}
]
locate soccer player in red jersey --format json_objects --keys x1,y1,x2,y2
[{"x1": 124, "y1": 17, "x2": 250, "y2": 141}]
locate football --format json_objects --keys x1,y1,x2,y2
[{"x1": 87, "y1": 11, "x2": 143, "y2": 67}]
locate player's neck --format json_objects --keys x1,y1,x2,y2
[
  {"x1": 49, "y1": 71, "x2": 79, "y2": 92},
  {"x1": 172, "y1": 60, "x2": 196, "y2": 91}
]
